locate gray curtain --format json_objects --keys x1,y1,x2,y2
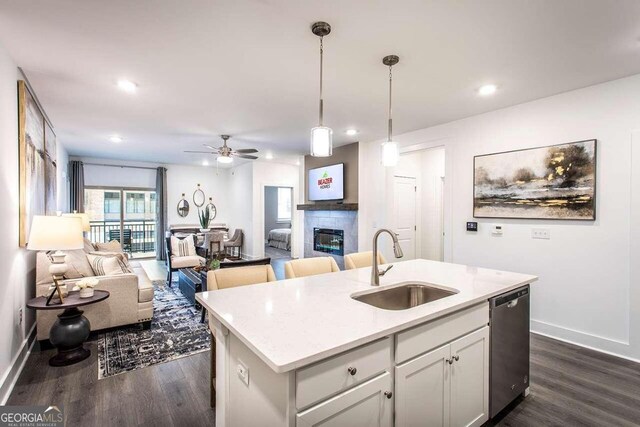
[
  {"x1": 156, "y1": 167, "x2": 168, "y2": 261},
  {"x1": 68, "y1": 160, "x2": 84, "y2": 213}
]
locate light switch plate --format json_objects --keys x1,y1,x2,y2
[
  {"x1": 237, "y1": 361, "x2": 249, "y2": 386},
  {"x1": 492, "y1": 225, "x2": 503, "y2": 236},
  {"x1": 532, "y1": 228, "x2": 551, "y2": 240}
]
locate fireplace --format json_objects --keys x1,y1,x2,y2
[{"x1": 313, "y1": 228, "x2": 344, "y2": 256}]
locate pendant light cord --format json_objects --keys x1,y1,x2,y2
[
  {"x1": 319, "y1": 36, "x2": 324, "y2": 126},
  {"x1": 388, "y1": 65, "x2": 393, "y2": 142}
]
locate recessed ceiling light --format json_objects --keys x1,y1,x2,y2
[
  {"x1": 478, "y1": 84, "x2": 497, "y2": 96},
  {"x1": 345, "y1": 129, "x2": 359, "y2": 136},
  {"x1": 117, "y1": 79, "x2": 138, "y2": 93},
  {"x1": 265, "y1": 153, "x2": 273, "y2": 160},
  {"x1": 109, "y1": 135, "x2": 123, "y2": 143}
]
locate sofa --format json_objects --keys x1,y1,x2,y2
[{"x1": 34, "y1": 239, "x2": 154, "y2": 342}]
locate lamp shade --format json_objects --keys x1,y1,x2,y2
[
  {"x1": 310, "y1": 126, "x2": 333, "y2": 157},
  {"x1": 26, "y1": 215, "x2": 84, "y2": 251},
  {"x1": 62, "y1": 213, "x2": 90, "y2": 232},
  {"x1": 381, "y1": 141, "x2": 399, "y2": 167}
]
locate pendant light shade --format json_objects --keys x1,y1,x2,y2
[
  {"x1": 311, "y1": 126, "x2": 333, "y2": 157},
  {"x1": 310, "y1": 21, "x2": 333, "y2": 157},
  {"x1": 381, "y1": 141, "x2": 399, "y2": 167},
  {"x1": 382, "y1": 55, "x2": 400, "y2": 167}
]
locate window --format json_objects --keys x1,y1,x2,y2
[
  {"x1": 126, "y1": 192, "x2": 146, "y2": 213},
  {"x1": 277, "y1": 187, "x2": 292, "y2": 222},
  {"x1": 149, "y1": 193, "x2": 156, "y2": 214},
  {"x1": 104, "y1": 192, "x2": 120, "y2": 213}
]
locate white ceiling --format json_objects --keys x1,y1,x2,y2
[{"x1": 1, "y1": 0, "x2": 640, "y2": 165}]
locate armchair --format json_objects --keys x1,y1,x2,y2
[{"x1": 165, "y1": 234, "x2": 205, "y2": 284}]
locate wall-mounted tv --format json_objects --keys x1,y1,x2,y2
[{"x1": 308, "y1": 163, "x2": 344, "y2": 201}]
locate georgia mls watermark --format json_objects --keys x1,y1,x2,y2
[{"x1": 0, "y1": 406, "x2": 64, "y2": 427}]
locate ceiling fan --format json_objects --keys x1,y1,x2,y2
[{"x1": 184, "y1": 135, "x2": 259, "y2": 164}]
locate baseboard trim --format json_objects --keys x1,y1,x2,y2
[
  {"x1": 0, "y1": 323, "x2": 37, "y2": 405},
  {"x1": 531, "y1": 319, "x2": 639, "y2": 363}
]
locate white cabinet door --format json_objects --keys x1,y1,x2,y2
[
  {"x1": 395, "y1": 344, "x2": 451, "y2": 427},
  {"x1": 297, "y1": 372, "x2": 393, "y2": 427},
  {"x1": 449, "y1": 327, "x2": 490, "y2": 427}
]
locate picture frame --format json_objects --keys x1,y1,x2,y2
[{"x1": 473, "y1": 139, "x2": 597, "y2": 221}]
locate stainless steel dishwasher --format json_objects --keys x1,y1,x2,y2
[{"x1": 489, "y1": 285, "x2": 530, "y2": 418}]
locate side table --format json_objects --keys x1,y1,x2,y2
[{"x1": 27, "y1": 290, "x2": 110, "y2": 366}]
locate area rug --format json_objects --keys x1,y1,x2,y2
[{"x1": 97, "y1": 280, "x2": 210, "y2": 379}]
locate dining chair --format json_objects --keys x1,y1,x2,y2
[
  {"x1": 284, "y1": 257, "x2": 340, "y2": 279},
  {"x1": 344, "y1": 251, "x2": 387, "y2": 270}
]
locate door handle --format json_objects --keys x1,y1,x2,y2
[{"x1": 507, "y1": 299, "x2": 519, "y2": 308}]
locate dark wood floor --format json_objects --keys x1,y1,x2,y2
[
  {"x1": 7, "y1": 338, "x2": 215, "y2": 426},
  {"x1": 8, "y1": 334, "x2": 640, "y2": 426}
]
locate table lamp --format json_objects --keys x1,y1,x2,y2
[
  {"x1": 62, "y1": 212, "x2": 90, "y2": 233},
  {"x1": 27, "y1": 215, "x2": 84, "y2": 305}
]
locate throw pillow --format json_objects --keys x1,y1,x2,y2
[
  {"x1": 89, "y1": 251, "x2": 132, "y2": 272},
  {"x1": 86, "y1": 254, "x2": 130, "y2": 276},
  {"x1": 171, "y1": 235, "x2": 196, "y2": 257},
  {"x1": 95, "y1": 240, "x2": 124, "y2": 253},
  {"x1": 83, "y1": 238, "x2": 96, "y2": 253}
]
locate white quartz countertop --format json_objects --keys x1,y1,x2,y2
[{"x1": 196, "y1": 259, "x2": 537, "y2": 373}]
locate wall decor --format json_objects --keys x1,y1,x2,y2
[
  {"x1": 193, "y1": 183, "x2": 205, "y2": 207},
  {"x1": 177, "y1": 194, "x2": 190, "y2": 217},
  {"x1": 473, "y1": 139, "x2": 597, "y2": 220},
  {"x1": 18, "y1": 80, "x2": 57, "y2": 247},
  {"x1": 206, "y1": 197, "x2": 217, "y2": 221}
]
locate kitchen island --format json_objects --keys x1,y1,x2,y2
[{"x1": 196, "y1": 259, "x2": 537, "y2": 427}]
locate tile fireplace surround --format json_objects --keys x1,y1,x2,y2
[{"x1": 304, "y1": 210, "x2": 357, "y2": 270}]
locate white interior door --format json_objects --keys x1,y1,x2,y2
[{"x1": 394, "y1": 176, "x2": 417, "y2": 260}]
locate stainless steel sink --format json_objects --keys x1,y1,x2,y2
[{"x1": 352, "y1": 282, "x2": 458, "y2": 310}]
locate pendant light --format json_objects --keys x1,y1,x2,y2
[
  {"x1": 381, "y1": 55, "x2": 400, "y2": 167},
  {"x1": 310, "y1": 21, "x2": 333, "y2": 157}
]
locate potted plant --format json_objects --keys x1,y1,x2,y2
[
  {"x1": 198, "y1": 207, "x2": 211, "y2": 232},
  {"x1": 73, "y1": 278, "x2": 99, "y2": 298}
]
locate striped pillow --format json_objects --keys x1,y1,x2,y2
[
  {"x1": 86, "y1": 254, "x2": 130, "y2": 276},
  {"x1": 171, "y1": 236, "x2": 196, "y2": 257}
]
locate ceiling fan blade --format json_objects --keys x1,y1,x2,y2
[
  {"x1": 184, "y1": 150, "x2": 214, "y2": 154},
  {"x1": 234, "y1": 148, "x2": 259, "y2": 154},
  {"x1": 203, "y1": 144, "x2": 220, "y2": 150},
  {"x1": 233, "y1": 154, "x2": 259, "y2": 160}
]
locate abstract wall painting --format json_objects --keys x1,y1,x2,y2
[
  {"x1": 473, "y1": 139, "x2": 597, "y2": 220},
  {"x1": 18, "y1": 80, "x2": 57, "y2": 247}
]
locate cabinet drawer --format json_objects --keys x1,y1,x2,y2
[
  {"x1": 396, "y1": 302, "x2": 489, "y2": 364},
  {"x1": 296, "y1": 337, "x2": 392, "y2": 410}
]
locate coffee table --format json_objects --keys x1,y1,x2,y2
[{"x1": 27, "y1": 290, "x2": 109, "y2": 366}]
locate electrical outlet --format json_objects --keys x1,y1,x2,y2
[
  {"x1": 237, "y1": 361, "x2": 249, "y2": 386},
  {"x1": 531, "y1": 228, "x2": 551, "y2": 240},
  {"x1": 492, "y1": 225, "x2": 504, "y2": 236}
]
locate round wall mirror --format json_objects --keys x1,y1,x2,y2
[
  {"x1": 177, "y1": 194, "x2": 190, "y2": 217},
  {"x1": 193, "y1": 184, "x2": 206, "y2": 207},
  {"x1": 206, "y1": 198, "x2": 217, "y2": 220}
]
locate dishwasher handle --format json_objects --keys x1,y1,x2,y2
[{"x1": 491, "y1": 286, "x2": 529, "y2": 308}]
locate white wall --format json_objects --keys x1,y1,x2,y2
[
  {"x1": 360, "y1": 73, "x2": 640, "y2": 361},
  {"x1": 0, "y1": 40, "x2": 33, "y2": 403},
  {"x1": 77, "y1": 157, "x2": 233, "y2": 228},
  {"x1": 165, "y1": 164, "x2": 230, "y2": 227},
  {"x1": 228, "y1": 162, "x2": 254, "y2": 256}
]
